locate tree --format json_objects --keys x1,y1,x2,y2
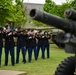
[
  {"x1": 0, "y1": 0, "x2": 26, "y2": 27},
  {"x1": 14, "y1": 0, "x2": 26, "y2": 27},
  {"x1": 43, "y1": 0, "x2": 56, "y2": 13},
  {"x1": 69, "y1": 0, "x2": 76, "y2": 9},
  {"x1": 43, "y1": 0, "x2": 72, "y2": 18},
  {"x1": 56, "y1": 2, "x2": 70, "y2": 18},
  {"x1": 0, "y1": 0, "x2": 14, "y2": 26}
]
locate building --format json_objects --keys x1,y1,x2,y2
[
  {"x1": 23, "y1": 3, "x2": 44, "y2": 27},
  {"x1": 23, "y1": 3, "x2": 44, "y2": 14}
]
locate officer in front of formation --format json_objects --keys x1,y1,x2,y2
[
  {"x1": 0, "y1": 27, "x2": 3, "y2": 66},
  {"x1": 3, "y1": 25, "x2": 15, "y2": 66},
  {"x1": 15, "y1": 27, "x2": 26, "y2": 64}
]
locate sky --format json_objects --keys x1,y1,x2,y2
[{"x1": 23, "y1": 0, "x2": 66, "y2": 5}]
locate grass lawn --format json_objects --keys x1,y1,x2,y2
[{"x1": 0, "y1": 44, "x2": 74, "y2": 75}]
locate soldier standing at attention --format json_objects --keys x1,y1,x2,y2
[
  {"x1": 36, "y1": 30, "x2": 45, "y2": 59},
  {"x1": 15, "y1": 27, "x2": 26, "y2": 64},
  {"x1": 25, "y1": 30, "x2": 33, "y2": 62},
  {"x1": 31, "y1": 30, "x2": 37, "y2": 61},
  {"x1": 3, "y1": 25, "x2": 15, "y2": 66}
]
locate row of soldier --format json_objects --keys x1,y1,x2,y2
[{"x1": 0, "y1": 25, "x2": 51, "y2": 66}]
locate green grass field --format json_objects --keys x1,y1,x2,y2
[{"x1": 0, "y1": 44, "x2": 74, "y2": 75}]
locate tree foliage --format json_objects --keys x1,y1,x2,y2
[
  {"x1": 43, "y1": 0, "x2": 56, "y2": 13},
  {"x1": 14, "y1": 0, "x2": 26, "y2": 27},
  {"x1": 43, "y1": 0, "x2": 76, "y2": 18},
  {"x1": 0, "y1": 0, "x2": 14, "y2": 26},
  {"x1": 69, "y1": 0, "x2": 76, "y2": 9},
  {"x1": 0, "y1": 0, "x2": 26, "y2": 27}
]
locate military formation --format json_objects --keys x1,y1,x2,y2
[{"x1": 0, "y1": 25, "x2": 51, "y2": 66}]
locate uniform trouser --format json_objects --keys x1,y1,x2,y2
[
  {"x1": 27, "y1": 47, "x2": 32, "y2": 62},
  {"x1": 0, "y1": 47, "x2": 2, "y2": 66},
  {"x1": 32, "y1": 46, "x2": 37, "y2": 60},
  {"x1": 4, "y1": 48, "x2": 15, "y2": 66},
  {"x1": 16, "y1": 47, "x2": 26, "y2": 63},
  {"x1": 44, "y1": 44, "x2": 50, "y2": 58},
  {"x1": 37, "y1": 45, "x2": 45, "y2": 59}
]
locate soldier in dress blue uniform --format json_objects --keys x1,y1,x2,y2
[
  {"x1": 25, "y1": 30, "x2": 33, "y2": 62},
  {"x1": 3, "y1": 25, "x2": 15, "y2": 66},
  {"x1": 0, "y1": 27, "x2": 3, "y2": 66},
  {"x1": 15, "y1": 27, "x2": 26, "y2": 64},
  {"x1": 44, "y1": 31, "x2": 50, "y2": 58},
  {"x1": 36, "y1": 30, "x2": 45, "y2": 59},
  {"x1": 30, "y1": 30, "x2": 37, "y2": 61}
]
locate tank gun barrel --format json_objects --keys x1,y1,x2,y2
[
  {"x1": 29, "y1": 9, "x2": 76, "y2": 34},
  {"x1": 64, "y1": 8, "x2": 76, "y2": 21}
]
